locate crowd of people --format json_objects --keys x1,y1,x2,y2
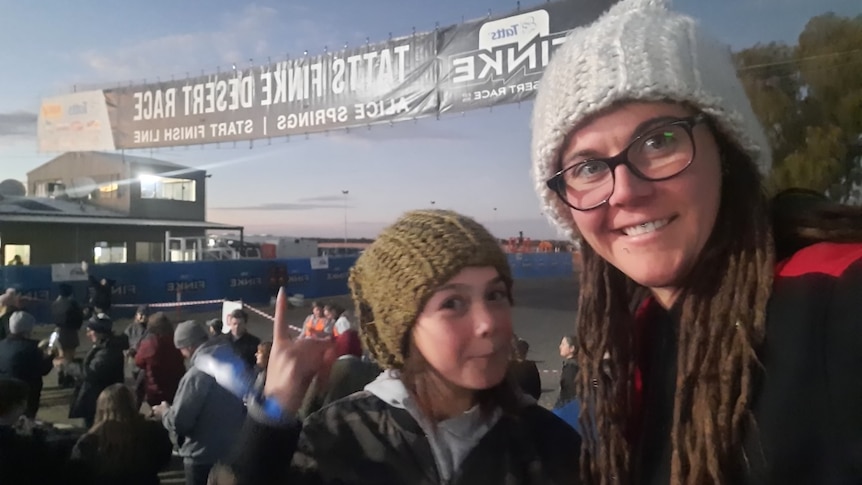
[{"x1": 2, "y1": 0, "x2": 862, "y2": 483}]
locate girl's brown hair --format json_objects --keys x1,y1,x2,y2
[
  {"x1": 87, "y1": 384, "x2": 149, "y2": 476},
  {"x1": 576, "y1": 122, "x2": 862, "y2": 484}
]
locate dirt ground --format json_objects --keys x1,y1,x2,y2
[{"x1": 32, "y1": 275, "x2": 579, "y2": 483}]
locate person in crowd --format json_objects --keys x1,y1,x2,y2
[
  {"x1": 530, "y1": 0, "x2": 862, "y2": 482},
  {"x1": 297, "y1": 329, "x2": 381, "y2": 420},
  {"x1": 206, "y1": 318, "x2": 224, "y2": 337},
  {"x1": 70, "y1": 383, "x2": 173, "y2": 485},
  {"x1": 0, "y1": 312, "x2": 54, "y2": 418},
  {"x1": 253, "y1": 341, "x2": 272, "y2": 394},
  {"x1": 134, "y1": 312, "x2": 186, "y2": 408},
  {"x1": 125, "y1": 305, "x2": 150, "y2": 355},
  {"x1": 51, "y1": 283, "x2": 84, "y2": 388},
  {"x1": 226, "y1": 309, "x2": 260, "y2": 369},
  {"x1": 508, "y1": 337, "x2": 542, "y2": 401},
  {"x1": 154, "y1": 320, "x2": 246, "y2": 485},
  {"x1": 0, "y1": 378, "x2": 71, "y2": 485},
  {"x1": 327, "y1": 303, "x2": 353, "y2": 337},
  {"x1": 82, "y1": 261, "x2": 114, "y2": 315},
  {"x1": 7, "y1": 255, "x2": 23, "y2": 266},
  {"x1": 68, "y1": 314, "x2": 126, "y2": 428},
  {"x1": 299, "y1": 301, "x2": 328, "y2": 339},
  {"x1": 213, "y1": 210, "x2": 580, "y2": 484},
  {"x1": 0, "y1": 288, "x2": 21, "y2": 341},
  {"x1": 554, "y1": 335, "x2": 578, "y2": 409},
  {"x1": 124, "y1": 304, "x2": 150, "y2": 403}
]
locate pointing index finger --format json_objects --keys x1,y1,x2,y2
[{"x1": 274, "y1": 287, "x2": 292, "y2": 343}]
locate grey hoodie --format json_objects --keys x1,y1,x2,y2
[
  {"x1": 162, "y1": 342, "x2": 247, "y2": 465},
  {"x1": 364, "y1": 370, "x2": 508, "y2": 482}
]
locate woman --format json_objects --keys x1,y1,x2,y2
[
  {"x1": 70, "y1": 383, "x2": 173, "y2": 485},
  {"x1": 69, "y1": 315, "x2": 126, "y2": 428},
  {"x1": 297, "y1": 329, "x2": 381, "y2": 420},
  {"x1": 215, "y1": 210, "x2": 580, "y2": 484},
  {"x1": 530, "y1": 0, "x2": 862, "y2": 483},
  {"x1": 253, "y1": 341, "x2": 272, "y2": 393},
  {"x1": 508, "y1": 337, "x2": 542, "y2": 401},
  {"x1": 554, "y1": 335, "x2": 578, "y2": 409},
  {"x1": 134, "y1": 312, "x2": 186, "y2": 407}
]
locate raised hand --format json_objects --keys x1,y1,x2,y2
[{"x1": 263, "y1": 288, "x2": 337, "y2": 415}]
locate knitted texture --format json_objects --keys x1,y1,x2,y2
[
  {"x1": 531, "y1": 0, "x2": 771, "y2": 239},
  {"x1": 348, "y1": 210, "x2": 512, "y2": 370}
]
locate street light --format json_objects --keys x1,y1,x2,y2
[{"x1": 342, "y1": 190, "x2": 349, "y2": 244}]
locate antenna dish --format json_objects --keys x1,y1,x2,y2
[
  {"x1": 0, "y1": 179, "x2": 26, "y2": 197},
  {"x1": 64, "y1": 177, "x2": 97, "y2": 199}
]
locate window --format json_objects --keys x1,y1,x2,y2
[
  {"x1": 94, "y1": 242, "x2": 127, "y2": 264},
  {"x1": 4, "y1": 245, "x2": 30, "y2": 266},
  {"x1": 35, "y1": 181, "x2": 65, "y2": 198},
  {"x1": 135, "y1": 242, "x2": 164, "y2": 262},
  {"x1": 139, "y1": 175, "x2": 196, "y2": 202},
  {"x1": 97, "y1": 174, "x2": 121, "y2": 199}
]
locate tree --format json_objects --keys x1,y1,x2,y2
[{"x1": 734, "y1": 13, "x2": 862, "y2": 204}]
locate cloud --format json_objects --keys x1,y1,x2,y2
[
  {"x1": 296, "y1": 195, "x2": 348, "y2": 203},
  {"x1": 210, "y1": 202, "x2": 349, "y2": 211},
  {"x1": 0, "y1": 111, "x2": 37, "y2": 137},
  {"x1": 74, "y1": 4, "x2": 342, "y2": 86}
]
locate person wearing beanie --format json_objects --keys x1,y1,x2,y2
[
  {"x1": 154, "y1": 319, "x2": 246, "y2": 485},
  {"x1": 530, "y1": 0, "x2": 862, "y2": 484},
  {"x1": 214, "y1": 210, "x2": 580, "y2": 485},
  {"x1": 69, "y1": 313, "x2": 125, "y2": 428},
  {"x1": 0, "y1": 312, "x2": 54, "y2": 418},
  {"x1": 0, "y1": 289, "x2": 21, "y2": 341}
]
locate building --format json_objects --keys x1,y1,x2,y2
[{"x1": 0, "y1": 152, "x2": 243, "y2": 265}]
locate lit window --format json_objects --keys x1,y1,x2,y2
[
  {"x1": 94, "y1": 242, "x2": 127, "y2": 264},
  {"x1": 139, "y1": 175, "x2": 196, "y2": 202}
]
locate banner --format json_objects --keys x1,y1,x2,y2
[
  {"x1": 437, "y1": 0, "x2": 614, "y2": 113},
  {"x1": 38, "y1": 91, "x2": 116, "y2": 152},
  {"x1": 37, "y1": 1, "x2": 613, "y2": 152},
  {"x1": 100, "y1": 32, "x2": 438, "y2": 149},
  {"x1": 50, "y1": 263, "x2": 89, "y2": 282}
]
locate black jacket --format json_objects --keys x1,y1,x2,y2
[
  {"x1": 554, "y1": 359, "x2": 578, "y2": 409},
  {"x1": 52, "y1": 297, "x2": 84, "y2": 331},
  {"x1": 68, "y1": 335, "x2": 126, "y2": 423},
  {"x1": 0, "y1": 336, "x2": 54, "y2": 418},
  {"x1": 509, "y1": 359, "x2": 543, "y2": 401},
  {"x1": 217, "y1": 391, "x2": 581, "y2": 484},
  {"x1": 633, "y1": 242, "x2": 862, "y2": 484},
  {"x1": 231, "y1": 332, "x2": 261, "y2": 370}
]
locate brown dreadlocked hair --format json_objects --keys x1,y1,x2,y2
[{"x1": 574, "y1": 120, "x2": 862, "y2": 484}]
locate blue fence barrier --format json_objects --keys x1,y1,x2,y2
[{"x1": 0, "y1": 253, "x2": 573, "y2": 324}]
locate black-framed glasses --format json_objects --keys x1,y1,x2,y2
[{"x1": 545, "y1": 114, "x2": 706, "y2": 211}]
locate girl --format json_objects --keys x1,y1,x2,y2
[
  {"x1": 215, "y1": 210, "x2": 581, "y2": 484},
  {"x1": 70, "y1": 383, "x2": 173, "y2": 485}
]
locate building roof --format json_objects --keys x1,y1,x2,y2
[
  {"x1": 0, "y1": 195, "x2": 241, "y2": 230},
  {"x1": 27, "y1": 151, "x2": 203, "y2": 177}
]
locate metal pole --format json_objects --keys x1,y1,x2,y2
[{"x1": 342, "y1": 190, "x2": 349, "y2": 244}]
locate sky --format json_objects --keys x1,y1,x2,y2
[{"x1": 0, "y1": 0, "x2": 859, "y2": 240}]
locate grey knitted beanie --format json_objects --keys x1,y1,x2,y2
[{"x1": 531, "y1": 0, "x2": 771, "y2": 239}]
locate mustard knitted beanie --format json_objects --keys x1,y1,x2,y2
[
  {"x1": 531, "y1": 0, "x2": 771, "y2": 240},
  {"x1": 348, "y1": 209, "x2": 513, "y2": 370}
]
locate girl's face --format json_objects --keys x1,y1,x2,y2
[
  {"x1": 324, "y1": 308, "x2": 333, "y2": 319},
  {"x1": 411, "y1": 266, "x2": 513, "y2": 391},
  {"x1": 255, "y1": 346, "x2": 269, "y2": 368},
  {"x1": 559, "y1": 337, "x2": 575, "y2": 359},
  {"x1": 562, "y1": 102, "x2": 722, "y2": 305}
]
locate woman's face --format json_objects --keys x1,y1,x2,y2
[
  {"x1": 412, "y1": 266, "x2": 513, "y2": 391},
  {"x1": 561, "y1": 102, "x2": 722, "y2": 301}
]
